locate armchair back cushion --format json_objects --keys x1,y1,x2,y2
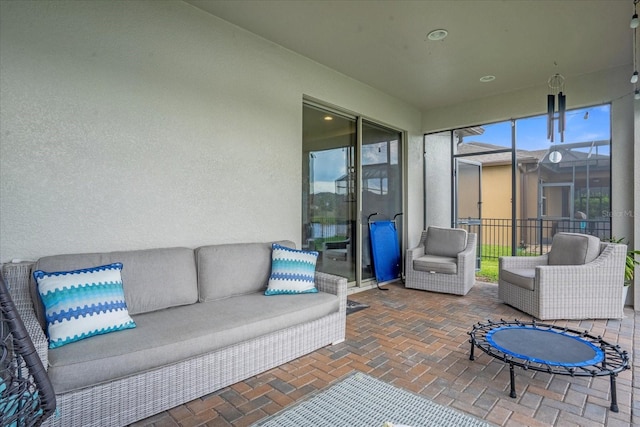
[
  {"x1": 425, "y1": 226, "x2": 468, "y2": 258},
  {"x1": 548, "y1": 233, "x2": 601, "y2": 265}
]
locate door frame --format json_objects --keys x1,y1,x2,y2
[
  {"x1": 453, "y1": 158, "x2": 483, "y2": 270},
  {"x1": 303, "y1": 99, "x2": 406, "y2": 289}
]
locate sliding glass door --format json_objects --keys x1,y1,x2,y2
[
  {"x1": 302, "y1": 103, "x2": 403, "y2": 286},
  {"x1": 302, "y1": 105, "x2": 356, "y2": 281},
  {"x1": 361, "y1": 121, "x2": 403, "y2": 281}
]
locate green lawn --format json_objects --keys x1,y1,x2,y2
[
  {"x1": 475, "y1": 244, "x2": 529, "y2": 282},
  {"x1": 476, "y1": 257, "x2": 499, "y2": 282}
]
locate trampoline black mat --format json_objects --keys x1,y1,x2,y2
[{"x1": 487, "y1": 326, "x2": 603, "y2": 367}]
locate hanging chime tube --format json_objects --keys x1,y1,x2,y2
[
  {"x1": 547, "y1": 94, "x2": 555, "y2": 142},
  {"x1": 558, "y1": 92, "x2": 566, "y2": 142}
]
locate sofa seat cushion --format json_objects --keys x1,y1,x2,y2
[
  {"x1": 46, "y1": 291, "x2": 339, "y2": 393},
  {"x1": 500, "y1": 268, "x2": 536, "y2": 291},
  {"x1": 413, "y1": 255, "x2": 457, "y2": 274}
]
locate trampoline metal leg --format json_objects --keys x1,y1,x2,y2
[
  {"x1": 469, "y1": 341, "x2": 475, "y2": 361},
  {"x1": 610, "y1": 374, "x2": 619, "y2": 413},
  {"x1": 509, "y1": 364, "x2": 517, "y2": 398}
]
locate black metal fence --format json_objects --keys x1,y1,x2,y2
[{"x1": 458, "y1": 218, "x2": 611, "y2": 259}]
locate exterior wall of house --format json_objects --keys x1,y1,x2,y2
[
  {"x1": 0, "y1": 1, "x2": 423, "y2": 261},
  {"x1": 481, "y1": 164, "x2": 514, "y2": 219},
  {"x1": 478, "y1": 164, "x2": 517, "y2": 247},
  {"x1": 520, "y1": 167, "x2": 539, "y2": 220}
]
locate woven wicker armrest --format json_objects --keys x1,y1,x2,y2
[
  {"x1": 536, "y1": 243, "x2": 626, "y2": 287},
  {"x1": 315, "y1": 271, "x2": 348, "y2": 313},
  {"x1": 499, "y1": 254, "x2": 548, "y2": 270},
  {"x1": 406, "y1": 245, "x2": 426, "y2": 261},
  {"x1": 456, "y1": 234, "x2": 477, "y2": 271},
  {"x1": 458, "y1": 234, "x2": 477, "y2": 259},
  {"x1": 314, "y1": 271, "x2": 346, "y2": 295},
  {"x1": 534, "y1": 245, "x2": 626, "y2": 319}
]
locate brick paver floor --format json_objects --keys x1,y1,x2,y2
[{"x1": 131, "y1": 281, "x2": 637, "y2": 427}]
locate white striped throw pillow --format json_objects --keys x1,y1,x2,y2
[{"x1": 33, "y1": 263, "x2": 136, "y2": 348}]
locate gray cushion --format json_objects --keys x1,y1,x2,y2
[
  {"x1": 425, "y1": 227, "x2": 467, "y2": 258},
  {"x1": 45, "y1": 291, "x2": 338, "y2": 393},
  {"x1": 196, "y1": 240, "x2": 294, "y2": 302},
  {"x1": 500, "y1": 268, "x2": 536, "y2": 291},
  {"x1": 413, "y1": 255, "x2": 457, "y2": 274},
  {"x1": 32, "y1": 247, "x2": 198, "y2": 320},
  {"x1": 548, "y1": 233, "x2": 601, "y2": 265}
]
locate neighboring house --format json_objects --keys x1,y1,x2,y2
[{"x1": 457, "y1": 140, "x2": 611, "y2": 249}]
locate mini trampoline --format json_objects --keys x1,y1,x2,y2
[{"x1": 468, "y1": 319, "x2": 629, "y2": 412}]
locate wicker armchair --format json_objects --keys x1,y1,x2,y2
[
  {"x1": 1, "y1": 271, "x2": 56, "y2": 427},
  {"x1": 498, "y1": 232, "x2": 627, "y2": 320},
  {"x1": 405, "y1": 227, "x2": 477, "y2": 295}
]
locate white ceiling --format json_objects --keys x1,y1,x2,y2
[{"x1": 185, "y1": 0, "x2": 635, "y2": 111}]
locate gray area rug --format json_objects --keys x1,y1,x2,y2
[
  {"x1": 346, "y1": 299, "x2": 369, "y2": 315},
  {"x1": 252, "y1": 372, "x2": 493, "y2": 427}
]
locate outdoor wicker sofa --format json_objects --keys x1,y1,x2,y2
[
  {"x1": 0, "y1": 240, "x2": 347, "y2": 427},
  {"x1": 498, "y1": 232, "x2": 626, "y2": 320}
]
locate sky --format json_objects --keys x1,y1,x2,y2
[{"x1": 467, "y1": 104, "x2": 611, "y2": 152}]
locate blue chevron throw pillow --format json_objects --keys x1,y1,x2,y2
[
  {"x1": 265, "y1": 243, "x2": 319, "y2": 295},
  {"x1": 34, "y1": 263, "x2": 136, "y2": 348}
]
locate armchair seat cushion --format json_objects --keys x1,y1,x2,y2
[
  {"x1": 500, "y1": 268, "x2": 535, "y2": 291},
  {"x1": 413, "y1": 255, "x2": 457, "y2": 274}
]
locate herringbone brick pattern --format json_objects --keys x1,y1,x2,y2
[{"x1": 131, "y1": 281, "x2": 638, "y2": 427}]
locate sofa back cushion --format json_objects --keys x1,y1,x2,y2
[
  {"x1": 425, "y1": 226, "x2": 468, "y2": 258},
  {"x1": 548, "y1": 233, "x2": 601, "y2": 265},
  {"x1": 32, "y1": 247, "x2": 198, "y2": 323},
  {"x1": 196, "y1": 240, "x2": 295, "y2": 302}
]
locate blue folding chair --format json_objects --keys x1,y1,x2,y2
[{"x1": 368, "y1": 213, "x2": 402, "y2": 290}]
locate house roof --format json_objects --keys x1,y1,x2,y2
[
  {"x1": 456, "y1": 142, "x2": 539, "y2": 166},
  {"x1": 456, "y1": 141, "x2": 610, "y2": 167}
]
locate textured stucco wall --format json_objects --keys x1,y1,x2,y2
[
  {"x1": 423, "y1": 132, "x2": 451, "y2": 232},
  {"x1": 0, "y1": 0, "x2": 421, "y2": 262}
]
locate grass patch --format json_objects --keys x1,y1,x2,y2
[
  {"x1": 476, "y1": 257, "x2": 499, "y2": 282},
  {"x1": 475, "y1": 244, "x2": 535, "y2": 282}
]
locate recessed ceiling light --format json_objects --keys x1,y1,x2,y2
[
  {"x1": 479, "y1": 75, "x2": 496, "y2": 83},
  {"x1": 323, "y1": 116, "x2": 333, "y2": 121},
  {"x1": 427, "y1": 29, "x2": 448, "y2": 41}
]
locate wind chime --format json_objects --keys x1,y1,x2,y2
[{"x1": 547, "y1": 73, "x2": 566, "y2": 142}]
